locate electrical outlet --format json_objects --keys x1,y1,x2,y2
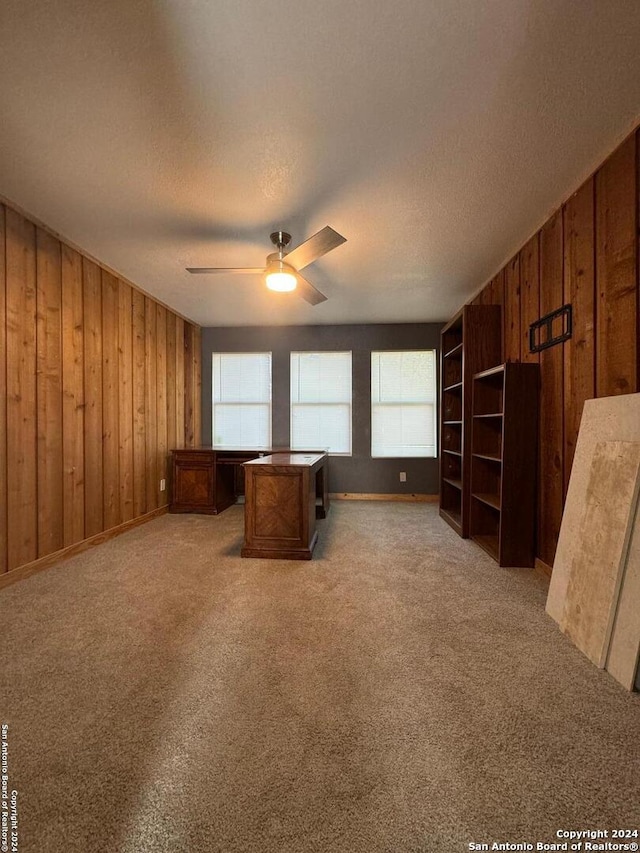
[
  {"x1": 160, "y1": 478, "x2": 166, "y2": 492},
  {"x1": 399, "y1": 472, "x2": 407, "y2": 482}
]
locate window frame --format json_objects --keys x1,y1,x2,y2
[
  {"x1": 290, "y1": 350, "x2": 353, "y2": 457},
  {"x1": 370, "y1": 349, "x2": 438, "y2": 459},
  {"x1": 211, "y1": 351, "x2": 273, "y2": 449}
]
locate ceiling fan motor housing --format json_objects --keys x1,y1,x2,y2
[
  {"x1": 265, "y1": 255, "x2": 297, "y2": 276},
  {"x1": 270, "y1": 231, "x2": 292, "y2": 252}
]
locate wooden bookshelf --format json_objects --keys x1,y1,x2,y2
[
  {"x1": 469, "y1": 363, "x2": 539, "y2": 567},
  {"x1": 439, "y1": 305, "x2": 502, "y2": 537}
]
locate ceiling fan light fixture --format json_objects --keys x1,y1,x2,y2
[
  {"x1": 265, "y1": 259, "x2": 297, "y2": 293},
  {"x1": 187, "y1": 225, "x2": 345, "y2": 305}
]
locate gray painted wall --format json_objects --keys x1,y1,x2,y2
[{"x1": 201, "y1": 323, "x2": 443, "y2": 494}]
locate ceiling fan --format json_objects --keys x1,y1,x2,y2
[{"x1": 186, "y1": 226, "x2": 346, "y2": 305}]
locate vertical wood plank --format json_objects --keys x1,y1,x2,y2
[
  {"x1": 184, "y1": 323, "x2": 195, "y2": 447},
  {"x1": 36, "y1": 229, "x2": 64, "y2": 557},
  {"x1": 61, "y1": 245, "x2": 85, "y2": 547},
  {"x1": 538, "y1": 211, "x2": 564, "y2": 565},
  {"x1": 637, "y1": 128, "x2": 640, "y2": 392},
  {"x1": 5, "y1": 210, "x2": 38, "y2": 570},
  {"x1": 132, "y1": 289, "x2": 146, "y2": 517},
  {"x1": 194, "y1": 325, "x2": 202, "y2": 446},
  {"x1": 520, "y1": 234, "x2": 540, "y2": 365},
  {"x1": 175, "y1": 316, "x2": 185, "y2": 449},
  {"x1": 102, "y1": 271, "x2": 120, "y2": 529},
  {"x1": 487, "y1": 270, "x2": 505, "y2": 361},
  {"x1": 488, "y1": 271, "x2": 505, "y2": 307},
  {"x1": 156, "y1": 304, "x2": 168, "y2": 506},
  {"x1": 145, "y1": 297, "x2": 158, "y2": 511},
  {"x1": 504, "y1": 255, "x2": 521, "y2": 361},
  {"x1": 118, "y1": 280, "x2": 134, "y2": 523},
  {"x1": 563, "y1": 178, "x2": 595, "y2": 492},
  {"x1": 0, "y1": 207, "x2": 6, "y2": 573},
  {"x1": 83, "y1": 259, "x2": 103, "y2": 536},
  {"x1": 595, "y1": 134, "x2": 637, "y2": 397},
  {"x1": 166, "y1": 311, "x2": 177, "y2": 454}
]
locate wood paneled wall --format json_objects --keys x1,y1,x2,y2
[
  {"x1": 469, "y1": 129, "x2": 639, "y2": 568},
  {"x1": 0, "y1": 202, "x2": 201, "y2": 578}
]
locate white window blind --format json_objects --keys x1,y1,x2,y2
[
  {"x1": 290, "y1": 352, "x2": 352, "y2": 455},
  {"x1": 212, "y1": 352, "x2": 272, "y2": 448},
  {"x1": 371, "y1": 350, "x2": 437, "y2": 458}
]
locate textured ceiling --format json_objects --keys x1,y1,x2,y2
[{"x1": 1, "y1": 0, "x2": 639, "y2": 326}]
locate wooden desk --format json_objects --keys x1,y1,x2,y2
[
  {"x1": 169, "y1": 447, "x2": 330, "y2": 517},
  {"x1": 241, "y1": 453, "x2": 328, "y2": 560}
]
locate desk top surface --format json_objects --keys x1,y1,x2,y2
[{"x1": 244, "y1": 452, "x2": 327, "y2": 468}]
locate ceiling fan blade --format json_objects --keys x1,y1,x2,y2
[
  {"x1": 186, "y1": 267, "x2": 264, "y2": 274},
  {"x1": 296, "y1": 273, "x2": 327, "y2": 306},
  {"x1": 284, "y1": 226, "x2": 346, "y2": 271}
]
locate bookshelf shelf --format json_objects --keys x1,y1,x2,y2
[{"x1": 443, "y1": 477, "x2": 462, "y2": 490}]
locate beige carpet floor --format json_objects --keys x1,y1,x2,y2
[{"x1": 0, "y1": 502, "x2": 639, "y2": 853}]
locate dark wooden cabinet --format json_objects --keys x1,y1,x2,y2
[
  {"x1": 469, "y1": 363, "x2": 539, "y2": 567},
  {"x1": 172, "y1": 451, "x2": 216, "y2": 511},
  {"x1": 439, "y1": 305, "x2": 502, "y2": 537},
  {"x1": 170, "y1": 449, "x2": 252, "y2": 514}
]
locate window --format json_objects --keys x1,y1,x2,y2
[
  {"x1": 290, "y1": 352, "x2": 352, "y2": 455},
  {"x1": 371, "y1": 350, "x2": 437, "y2": 457},
  {"x1": 212, "y1": 352, "x2": 272, "y2": 448}
]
